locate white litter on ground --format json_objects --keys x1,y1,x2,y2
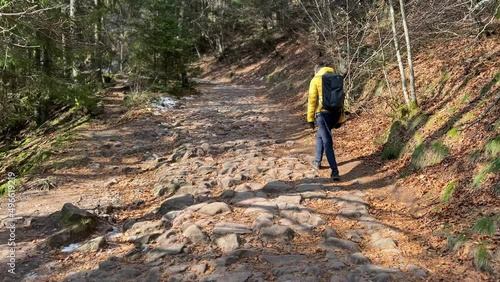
[
  {"x1": 105, "y1": 227, "x2": 122, "y2": 239},
  {"x1": 152, "y1": 97, "x2": 178, "y2": 113},
  {"x1": 61, "y1": 243, "x2": 81, "y2": 253}
]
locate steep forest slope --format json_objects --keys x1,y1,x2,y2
[{"x1": 200, "y1": 34, "x2": 500, "y2": 278}]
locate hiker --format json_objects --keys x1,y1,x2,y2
[{"x1": 307, "y1": 62, "x2": 344, "y2": 181}]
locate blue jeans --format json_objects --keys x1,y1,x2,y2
[{"x1": 315, "y1": 111, "x2": 341, "y2": 172}]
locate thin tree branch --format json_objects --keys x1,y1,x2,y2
[{"x1": 0, "y1": 5, "x2": 62, "y2": 16}]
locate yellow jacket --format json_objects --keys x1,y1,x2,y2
[{"x1": 307, "y1": 66, "x2": 335, "y2": 122}]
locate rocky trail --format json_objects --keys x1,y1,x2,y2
[{"x1": 0, "y1": 81, "x2": 429, "y2": 282}]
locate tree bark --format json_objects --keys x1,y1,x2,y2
[
  {"x1": 388, "y1": 0, "x2": 409, "y2": 105},
  {"x1": 399, "y1": 0, "x2": 417, "y2": 106},
  {"x1": 376, "y1": 14, "x2": 394, "y2": 99},
  {"x1": 94, "y1": 0, "x2": 103, "y2": 84},
  {"x1": 70, "y1": 0, "x2": 78, "y2": 78}
]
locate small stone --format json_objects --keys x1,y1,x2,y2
[
  {"x1": 115, "y1": 268, "x2": 142, "y2": 279},
  {"x1": 330, "y1": 260, "x2": 347, "y2": 270},
  {"x1": 98, "y1": 260, "x2": 118, "y2": 271},
  {"x1": 345, "y1": 231, "x2": 362, "y2": 243},
  {"x1": 372, "y1": 273, "x2": 391, "y2": 282},
  {"x1": 213, "y1": 222, "x2": 252, "y2": 235},
  {"x1": 252, "y1": 214, "x2": 274, "y2": 231},
  {"x1": 350, "y1": 253, "x2": 371, "y2": 265},
  {"x1": 216, "y1": 234, "x2": 240, "y2": 253},
  {"x1": 182, "y1": 225, "x2": 206, "y2": 244},
  {"x1": 371, "y1": 238, "x2": 397, "y2": 250},
  {"x1": 220, "y1": 177, "x2": 238, "y2": 189},
  {"x1": 104, "y1": 178, "x2": 119, "y2": 187},
  {"x1": 144, "y1": 267, "x2": 162, "y2": 282},
  {"x1": 301, "y1": 191, "x2": 327, "y2": 199},
  {"x1": 146, "y1": 243, "x2": 185, "y2": 261},
  {"x1": 261, "y1": 255, "x2": 307, "y2": 265},
  {"x1": 220, "y1": 190, "x2": 235, "y2": 199},
  {"x1": 197, "y1": 202, "x2": 231, "y2": 216},
  {"x1": 323, "y1": 227, "x2": 339, "y2": 238},
  {"x1": 259, "y1": 225, "x2": 295, "y2": 240},
  {"x1": 276, "y1": 195, "x2": 302, "y2": 205},
  {"x1": 244, "y1": 202, "x2": 278, "y2": 214},
  {"x1": 322, "y1": 238, "x2": 359, "y2": 252},
  {"x1": 408, "y1": 264, "x2": 427, "y2": 278},
  {"x1": 191, "y1": 263, "x2": 208, "y2": 274},
  {"x1": 176, "y1": 185, "x2": 198, "y2": 195},
  {"x1": 75, "y1": 236, "x2": 106, "y2": 252},
  {"x1": 329, "y1": 275, "x2": 348, "y2": 282},
  {"x1": 218, "y1": 272, "x2": 253, "y2": 282},
  {"x1": 125, "y1": 220, "x2": 164, "y2": 241},
  {"x1": 166, "y1": 263, "x2": 190, "y2": 274}
]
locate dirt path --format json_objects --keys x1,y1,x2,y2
[{"x1": 1, "y1": 81, "x2": 431, "y2": 282}]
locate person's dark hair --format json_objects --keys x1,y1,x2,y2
[{"x1": 314, "y1": 61, "x2": 327, "y2": 72}]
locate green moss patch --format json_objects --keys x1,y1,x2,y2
[{"x1": 411, "y1": 141, "x2": 450, "y2": 169}]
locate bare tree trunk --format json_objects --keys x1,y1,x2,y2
[
  {"x1": 94, "y1": 0, "x2": 103, "y2": 84},
  {"x1": 388, "y1": 0, "x2": 409, "y2": 105},
  {"x1": 70, "y1": 0, "x2": 78, "y2": 78},
  {"x1": 399, "y1": 0, "x2": 417, "y2": 106},
  {"x1": 376, "y1": 14, "x2": 394, "y2": 99},
  {"x1": 120, "y1": 39, "x2": 124, "y2": 72}
]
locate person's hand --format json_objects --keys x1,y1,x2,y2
[{"x1": 309, "y1": 122, "x2": 315, "y2": 130}]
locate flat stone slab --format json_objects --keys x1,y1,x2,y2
[
  {"x1": 301, "y1": 191, "x2": 327, "y2": 199},
  {"x1": 276, "y1": 195, "x2": 302, "y2": 205},
  {"x1": 202, "y1": 272, "x2": 253, "y2": 282},
  {"x1": 358, "y1": 220, "x2": 386, "y2": 230},
  {"x1": 260, "y1": 225, "x2": 295, "y2": 240},
  {"x1": 279, "y1": 218, "x2": 314, "y2": 234},
  {"x1": 356, "y1": 264, "x2": 402, "y2": 274},
  {"x1": 262, "y1": 255, "x2": 308, "y2": 265},
  {"x1": 244, "y1": 201, "x2": 278, "y2": 214},
  {"x1": 332, "y1": 195, "x2": 368, "y2": 207},
  {"x1": 231, "y1": 193, "x2": 267, "y2": 206},
  {"x1": 322, "y1": 238, "x2": 359, "y2": 252},
  {"x1": 262, "y1": 181, "x2": 293, "y2": 194},
  {"x1": 159, "y1": 194, "x2": 195, "y2": 215},
  {"x1": 197, "y1": 202, "x2": 231, "y2": 216},
  {"x1": 296, "y1": 184, "x2": 324, "y2": 192},
  {"x1": 166, "y1": 263, "x2": 190, "y2": 274},
  {"x1": 145, "y1": 243, "x2": 185, "y2": 261},
  {"x1": 213, "y1": 222, "x2": 252, "y2": 235}
]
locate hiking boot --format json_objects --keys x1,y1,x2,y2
[
  {"x1": 312, "y1": 161, "x2": 321, "y2": 170},
  {"x1": 331, "y1": 169, "x2": 340, "y2": 181}
]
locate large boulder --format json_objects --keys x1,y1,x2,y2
[{"x1": 40, "y1": 203, "x2": 98, "y2": 250}]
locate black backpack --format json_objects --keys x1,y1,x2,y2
[{"x1": 321, "y1": 73, "x2": 344, "y2": 112}]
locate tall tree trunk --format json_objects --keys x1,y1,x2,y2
[
  {"x1": 70, "y1": 0, "x2": 78, "y2": 78},
  {"x1": 399, "y1": 0, "x2": 417, "y2": 106},
  {"x1": 388, "y1": 0, "x2": 409, "y2": 105},
  {"x1": 120, "y1": 39, "x2": 124, "y2": 72},
  {"x1": 94, "y1": 0, "x2": 103, "y2": 84},
  {"x1": 376, "y1": 14, "x2": 394, "y2": 99}
]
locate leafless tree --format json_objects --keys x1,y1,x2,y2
[{"x1": 399, "y1": 0, "x2": 417, "y2": 106}]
